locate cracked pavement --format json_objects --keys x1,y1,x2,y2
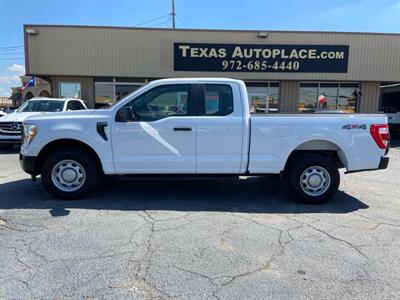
[{"x1": 0, "y1": 146, "x2": 399, "y2": 299}]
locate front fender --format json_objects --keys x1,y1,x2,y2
[{"x1": 22, "y1": 120, "x2": 115, "y2": 174}]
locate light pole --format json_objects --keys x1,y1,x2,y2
[{"x1": 172, "y1": 0, "x2": 176, "y2": 29}]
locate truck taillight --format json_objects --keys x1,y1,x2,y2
[{"x1": 370, "y1": 124, "x2": 389, "y2": 149}]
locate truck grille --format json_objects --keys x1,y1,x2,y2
[{"x1": 0, "y1": 122, "x2": 22, "y2": 136}]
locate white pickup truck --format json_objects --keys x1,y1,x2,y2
[{"x1": 20, "y1": 78, "x2": 390, "y2": 203}]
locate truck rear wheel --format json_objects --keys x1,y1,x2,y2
[
  {"x1": 287, "y1": 153, "x2": 340, "y2": 204},
  {"x1": 40, "y1": 148, "x2": 100, "y2": 200}
]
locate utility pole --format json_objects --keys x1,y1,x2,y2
[{"x1": 171, "y1": 0, "x2": 176, "y2": 29}]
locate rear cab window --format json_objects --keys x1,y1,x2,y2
[{"x1": 203, "y1": 84, "x2": 234, "y2": 116}]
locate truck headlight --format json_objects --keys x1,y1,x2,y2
[{"x1": 23, "y1": 124, "x2": 37, "y2": 146}]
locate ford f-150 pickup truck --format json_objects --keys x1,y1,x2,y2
[{"x1": 19, "y1": 78, "x2": 390, "y2": 203}]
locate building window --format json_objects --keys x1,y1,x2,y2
[
  {"x1": 94, "y1": 78, "x2": 143, "y2": 108},
  {"x1": 318, "y1": 83, "x2": 339, "y2": 110},
  {"x1": 247, "y1": 82, "x2": 280, "y2": 113},
  {"x1": 59, "y1": 82, "x2": 81, "y2": 98},
  {"x1": 94, "y1": 83, "x2": 114, "y2": 106},
  {"x1": 115, "y1": 84, "x2": 140, "y2": 101},
  {"x1": 337, "y1": 83, "x2": 359, "y2": 112},
  {"x1": 298, "y1": 82, "x2": 359, "y2": 113}
]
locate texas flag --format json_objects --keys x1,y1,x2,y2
[
  {"x1": 318, "y1": 94, "x2": 327, "y2": 105},
  {"x1": 21, "y1": 77, "x2": 35, "y2": 92}
]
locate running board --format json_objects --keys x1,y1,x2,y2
[{"x1": 116, "y1": 174, "x2": 240, "y2": 181}]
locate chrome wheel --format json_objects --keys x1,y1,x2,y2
[
  {"x1": 51, "y1": 160, "x2": 86, "y2": 192},
  {"x1": 299, "y1": 165, "x2": 331, "y2": 197}
]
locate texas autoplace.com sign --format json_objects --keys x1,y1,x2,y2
[{"x1": 174, "y1": 43, "x2": 349, "y2": 73}]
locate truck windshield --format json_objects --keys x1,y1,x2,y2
[{"x1": 17, "y1": 100, "x2": 65, "y2": 112}]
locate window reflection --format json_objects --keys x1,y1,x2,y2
[
  {"x1": 298, "y1": 82, "x2": 359, "y2": 113},
  {"x1": 318, "y1": 83, "x2": 338, "y2": 110},
  {"x1": 268, "y1": 83, "x2": 279, "y2": 113},
  {"x1": 59, "y1": 82, "x2": 81, "y2": 98},
  {"x1": 204, "y1": 84, "x2": 234, "y2": 116},
  {"x1": 298, "y1": 83, "x2": 318, "y2": 112},
  {"x1": 94, "y1": 83, "x2": 114, "y2": 107},
  {"x1": 94, "y1": 79, "x2": 143, "y2": 108},
  {"x1": 247, "y1": 82, "x2": 280, "y2": 113},
  {"x1": 124, "y1": 84, "x2": 189, "y2": 121},
  {"x1": 337, "y1": 83, "x2": 359, "y2": 112},
  {"x1": 115, "y1": 85, "x2": 140, "y2": 101}
]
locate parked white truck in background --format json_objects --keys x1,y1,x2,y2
[
  {"x1": 386, "y1": 112, "x2": 400, "y2": 132},
  {"x1": 0, "y1": 97, "x2": 87, "y2": 150},
  {"x1": 20, "y1": 78, "x2": 390, "y2": 203}
]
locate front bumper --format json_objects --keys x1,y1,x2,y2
[
  {"x1": 0, "y1": 138, "x2": 22, "y2": 144},
  {"x1": 19, "y1": 153, "x2": 38, "y2": 175}
]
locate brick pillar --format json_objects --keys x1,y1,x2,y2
[{"x1": 359, "y1": 82, "x2": 380, "y2": 113}]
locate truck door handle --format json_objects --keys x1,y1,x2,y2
[{"x1": 173, "y1": 127, "x2": 192, "y2": 131}]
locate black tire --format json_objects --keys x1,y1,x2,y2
[
  {"x1": 287, "y1": 153, "x2": 340, "y2": 204},
  {"x1": 0, "y1": 144, "x2": 15, "y2": 150},
  {"x1": 40, "y1": 148, "x2": 100, "y2": 200}
]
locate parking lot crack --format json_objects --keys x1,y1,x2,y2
[
  {"x1": 207, "y1": 228, "x2": 289, "y2": 299},
  {"x1": 209, "y1": 250, "x2": 284, "y2": 298},
  {"x1": 172, "y1": 265, "x2": 218, "y2": 287},
  {"x1": 234, "y1": 214, "x2": 283, "y2": 232},
  {"x1": 354, "y1": 212, "x2": 400, "y2": 230},
  {"x1": 126, "y1": 210, "x2": 169, "y2": 299},
  {"x1": 282, "y1": 215, "x2": 371, "y2": 260}
]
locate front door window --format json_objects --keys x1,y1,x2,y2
[{"x1": 122, "y1": 84, "x2": 190, "y2": 121}]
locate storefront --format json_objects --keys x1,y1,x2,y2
[{"x1": 23, "y1": 25, "x2": 400, "y2": 112}]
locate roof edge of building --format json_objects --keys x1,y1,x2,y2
[{"x1": 23, "y1": 24, "x2": 400, "y2": 37}]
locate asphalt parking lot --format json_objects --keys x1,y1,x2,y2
[{"x1": 0, "y1": 145, "x2": 399, "y2": 299}]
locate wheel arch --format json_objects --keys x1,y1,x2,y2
[
  {"x1": 283, "y1": 139, "x2": 349, "y2": 173},
  {"x1": 35, "y1": 139, "x2": 104, "y2": 175}
]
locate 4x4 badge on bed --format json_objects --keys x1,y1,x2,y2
[{"x1": 342, "y1": 124, "x2": 366, "y2": 130}]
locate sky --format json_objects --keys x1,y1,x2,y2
[{"x1": 0, "y1": 0, "x2": 399, "y2": 96}]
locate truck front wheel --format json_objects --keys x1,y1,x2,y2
[
  {"x1": 40, "y1": 149, "x2": 100, "y2": 200},
  {"x1": 288, "y1": 153, "x2": 340, "y2": 204}
]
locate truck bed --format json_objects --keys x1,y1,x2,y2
[{"x1": 248, "y1": 113, "x2": 387, "y2": 173}]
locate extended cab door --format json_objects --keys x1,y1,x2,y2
[
  {"x1": 111, "y1": 84, "x2": 198, "y2": 174},
  {"x1": 196, "y1": 83, "x2": 244, "y2": 173}
]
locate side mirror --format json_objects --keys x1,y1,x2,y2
[{"x1": 116, "y1": 106, "x2": 135, "y2": 122}]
